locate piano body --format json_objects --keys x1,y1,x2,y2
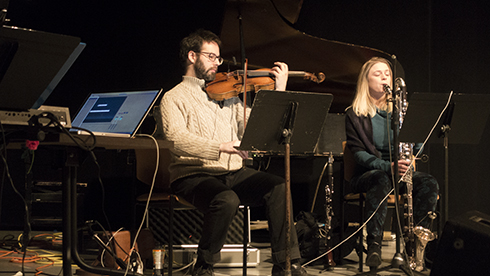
[{"x1": 219, "y1": 0, "x2": 403, "y2": 113}]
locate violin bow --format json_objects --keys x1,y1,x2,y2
[{"x1": 243, "y1": 58, "x2": 248, "y2": 128}]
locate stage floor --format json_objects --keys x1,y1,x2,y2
[{"x1": 0, "y1": 230, "x2": 435, "y2": 276}]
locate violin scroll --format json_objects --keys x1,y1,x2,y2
[
  {"x1": 311, "y1": 72, "x2": 326, "y2": 83},
  {"x1": 297, "y1": 71, "x2": 325, "y2": 84}
]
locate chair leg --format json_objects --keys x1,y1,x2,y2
[
  {"x1": 145, "y1": 208, "x2": 149, "y2": 229},
  {"x1": 242, "y1": 205, "x2": 249, "y2": 276},
  {"x1": 339, "y1": 184, "x2": 346, "y2": 265},
  {"x1": 168, "y1": 196, "x2": 174, "y2": 276},
  {"x1": 359, "y1": 195, "x2": 364, "y2": 272}
]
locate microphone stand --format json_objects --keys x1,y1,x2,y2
[
  {"x1": 437, "y1": 101, "x2": 454, "y2": 237},
  {"x1": 358, "y1": 86, "x2": 411, "y2": 276},
  {"x1": 387, "y1": 88, "x2": 409, "y2": 274}
]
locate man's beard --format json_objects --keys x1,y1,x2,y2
[{"x1": 195, "y1": 57, "x2": 217, "y2": 82}]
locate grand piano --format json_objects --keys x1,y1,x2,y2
[{"x1": 218, "y1": 0, "x2": 404, "y2": 114}]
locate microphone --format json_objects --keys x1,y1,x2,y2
[
  {"x1": 395, "y1": 77, "x2": 408, "y2": 108},
  {"x1": 395, "y1": 77, "x2": 407, "y2": 93}
]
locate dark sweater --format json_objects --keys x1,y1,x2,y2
[{"x1": 345, "y1": 107, "x2": 391, "y2": 176}]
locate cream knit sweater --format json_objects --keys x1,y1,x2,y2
[{"x1": 160, "y1": 76, "x2": 248, "y2": 183}]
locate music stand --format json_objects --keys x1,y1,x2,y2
[
  {"x1": 239, "y1": 90, "x2": 333, "y2": 272},
  {"x1": 0, "y1": 25, "x2": 84, "y2": 110},
  {"x1": 399, "y1": 92, "x2": 490, "y2": 236}
]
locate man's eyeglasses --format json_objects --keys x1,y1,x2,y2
[{"x1": 197, "y1": 51, "x2": 224, "y2": 65}]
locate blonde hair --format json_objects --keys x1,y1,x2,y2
[{"x1": 351, "y1": 57, "x2": 392, "y2": 117}]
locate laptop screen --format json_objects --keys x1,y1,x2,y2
[{"x1": 71, "y1": 89, "x2": 162, "y2": 137}]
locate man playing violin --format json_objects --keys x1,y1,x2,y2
[{"x1": 160, "y1": 29, "x2": 308, "y2": 276}]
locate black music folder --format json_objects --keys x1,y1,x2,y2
[
  {"x1": 399, "y1": 92, "x2": 490, "y2": 145},
  {"x1": 238, "y1": 90, "x2": 333, "y2": 154},
  {"x1": 0, "y1": 26, "x2": 84, "y2": 111}
]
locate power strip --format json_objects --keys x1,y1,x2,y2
[{"x1": 171, "y1": 245, "x2": 260, "y2": 268}]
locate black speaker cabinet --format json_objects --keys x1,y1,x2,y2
[
  {"x1": 430, "y1": 210, "x2": 490, "y2": 276},
  {"x1": 148, "y1": 205, "x2": 248, "y2": 246}
]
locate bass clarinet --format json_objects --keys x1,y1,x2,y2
[{"x1": 395, "y1": 78, "x2": 436, "y2": 272}]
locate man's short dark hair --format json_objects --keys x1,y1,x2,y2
[{"x1": 179, "y1": 29, "x2": 222, "y2": 69}]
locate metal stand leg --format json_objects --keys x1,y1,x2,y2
[
  {"x1": 62, "y1": 148, "x2": 142, "y2": 276},
  {"x1": 243, "y1": 205, "x2": 249, "y2": 276},
  {"x1": 62, "y1": 149, "x2": 76, "y2": 276}
]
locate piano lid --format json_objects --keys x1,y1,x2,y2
[{"x1": 219, "y1": 0, "x2": 404, "y2": 112}]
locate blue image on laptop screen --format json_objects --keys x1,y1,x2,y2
[
  {"x1": 83, "y1": 97, "x2": 127, "y2": 123},
  {"x1": 71, "y1": 90, "x2": 162, "y2": 136}
]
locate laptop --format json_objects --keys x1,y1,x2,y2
[{"x1": 71, "y1": 89, "x2": 163, "y2": 138}]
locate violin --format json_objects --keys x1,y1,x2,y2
[{"x1": 206, "y1": 68, "x2": 325, "y2": 101}]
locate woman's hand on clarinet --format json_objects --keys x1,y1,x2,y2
[
  {"x1": 219, "y1": 140, "x2": 249, "y2": 159},
  {"x1": 393, "y1": 159, "x2": 411, "y2": 176},
  {"x1": 271, "y1": 62, "x2": 288, "y2": 91}
]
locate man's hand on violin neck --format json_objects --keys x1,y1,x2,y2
[{"x1": 219, "y1": 140, "x2": 249, "y2": 159}]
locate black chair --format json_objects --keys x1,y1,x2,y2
[
  {"x1": 339, "y1": 141, "x2": 366, "y2": 272},
  {"x1": 134, "y1": 147, "x2": 251, "y2": 276},
  {"x1": 339, "y1": 142, "x2": 401, "y2": 272}
]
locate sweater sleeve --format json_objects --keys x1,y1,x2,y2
[
  {"x1": 160, "y1": 92, "x2": 221, "y2": 161},
  {"x1": 354, "y1": 151, "x2": 391, "y2": 173}
]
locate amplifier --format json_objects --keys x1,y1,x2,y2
[
  {"x1": 430, "y1": 210, "x2": 490, "y2": 276},
  {"x1": 0, "y1": 105, "x2": 71, "y2": 128},
  {"x1": 148, "y1": 205, "x2": 249, "y2": 246}
]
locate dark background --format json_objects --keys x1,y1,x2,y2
[{"x1": 2, "y1": 0, "x2": 490, "y2": 230}]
